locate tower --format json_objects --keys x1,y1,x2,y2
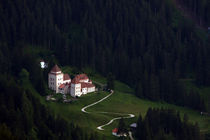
[{"x1": 48, "y1": 65, "x2": 64, "y2": 93}]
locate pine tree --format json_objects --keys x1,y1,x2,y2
[
  {"x1": 107, "y1": 73, "x2": 114, "y2": 90},
  {"x1": 135, "y1": 82, "x2": 143, "y2": 98},
  {"x1": 183, "y1": 113, "x2": 189, "y2": 123},
  {"x1": 117, "y1": 118, "x2": 127, "y2": 135},
  {"x1": 149, "y1": 74, "x2": 160, "y2": 100},
  {"x1": 19, "y1": 69, "x2": 29, "y2": 85},
  {"x1": 136, "y1": 114, "x2": 143, "y2": 139},
  {"x1": 0, "y1": 124, "x2": 14, "y2": 140}
]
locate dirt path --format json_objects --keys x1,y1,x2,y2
[
  {"x1": 81, "y1": 90, "x2": 135, "y2": 131},
  {"x1": 128, "y1": 131, "x2": 135, "y2": 140}
]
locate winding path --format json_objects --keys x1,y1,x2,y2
[{"x1": 81, "y1": 90, "x2": 135, "y2": 131}]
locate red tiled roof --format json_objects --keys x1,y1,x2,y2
[
  {"x1": 59, "y1": 84, "x2": 65, "y2": 89},
  {"x1": 63, "y1": 74, "x2": 70, "y2": 80},
  {"x1": 81, "y1": 82, "x2": 95, "y2": 88},
  {"x1": 59, "y1": 83, "x2": 70, "y2": 89},
  {"x1": 72, "y1": 74, "x2": 89, "y2": 84},
  {"x1": 51, "y1": 64, "x2": 61, "y2": 72},
  {"x1": 75, "y1": 74, "x2": 89, "y2": 80},
  {"x1": 112, "y1": 128, "x2": 118, "y2": 133}
]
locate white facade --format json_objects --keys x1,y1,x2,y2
[
  {"x1": 81, "y1": 86, "x2": 95, "y2": 94},
  {"x1": 48, "y1": 74, "x2": 56, "y2": 91},
  {"x1": 82, "y1": 87, "x2": 87, "y2": 94},
  {"x1": 48, "y1": 72, "x2": 64, "y2": 93},
  {"x1": 56, "y1": 73, "x2": 64, "y2": 92},
  {"x1": 70, "y1": 81, "x2": 95, "y2": 97},
  {"x1": 87, "y1": 87, "x2": 95, "y2": 93},
  {"x1": 70, "y1": 83, "x2": 82, "y2": 97}
]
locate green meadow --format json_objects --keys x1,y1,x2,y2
[{"x1": 26, "y1": 66, "x2": 210, "y2": 139}]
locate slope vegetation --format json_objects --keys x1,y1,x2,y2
[{"x1": 30, "y1": 70, "x2": 210, "y2": 139}]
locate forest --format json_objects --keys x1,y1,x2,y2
[
  {"x1": 0, "y1": 0, "x2": 209, "y2": 139},
  {"x1": 0, "y1": 75, "x2": 99, "y2": 140},
  {"x1": 135, "y1": 108, "x2": 202, "y2": 140},
  {"x1": 0, "y1": 0, "x2": 209, "y2": 110},
  {"x1": 175, "y1": 0, "x2": 210, "y2": 27}
]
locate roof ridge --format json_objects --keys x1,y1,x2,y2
[{"x1": 51, "y1": 64, "x2": 61, "y2": 72}]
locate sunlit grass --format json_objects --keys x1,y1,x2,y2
[{"x1": 25, "y1": 68, "x2": 210, "y2": 138}]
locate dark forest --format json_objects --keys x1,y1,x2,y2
[{"x1": 0, "y1": 0, "x2": 209, "y2": 139}]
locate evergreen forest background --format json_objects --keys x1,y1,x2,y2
[{"x1": 0, "y1": 0, "x2": 209, "y2": 139}]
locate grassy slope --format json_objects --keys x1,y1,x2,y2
[
  {"x1": 26, "y1": 66, "x2": 210, "y2": 139},
  {"x1": 180, "y1": 79, "x2": 210, "y2": 112},
  {"x1": 90, "y1": 81, "x2": 210, "y2": 133}
]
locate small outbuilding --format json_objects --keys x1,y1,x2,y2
[
  {"x1": 40, "y1": 60, "x2": 48, "y2": 69},
  {"x1": 130, "y1": 123, "x2": 137, "y2": 128},
  {"x1": 112, "y1": 128, "x2": 127, "y2": 137},
  {"x1": 112, "y1": 128, "x2": 118, "y2": 136},
  {"x1": 130, "y1": 123, "x2": 137, "y2": 132}
]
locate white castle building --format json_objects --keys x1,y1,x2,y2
[{"x1": 48, "y1": 65, "x2": 95, "y2": 97}]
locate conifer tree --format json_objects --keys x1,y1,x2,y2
[
  {"x1": 107, "y1": 73, "x2": 114, "y2": 90},
  {"x1": 117, "y1": 118, "x2": 127, "y2": 135}
]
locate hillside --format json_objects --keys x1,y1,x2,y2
[
  {"x1": 23, "y1": 68, "x2": 209, "y2": 139},
  {"x1": 0, "y1": 0, "x2": 210, "y2": 139}
]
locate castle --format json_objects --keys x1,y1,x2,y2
[{"x1": 48, "y1": 65, "x2": 95, "y2": 97}]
